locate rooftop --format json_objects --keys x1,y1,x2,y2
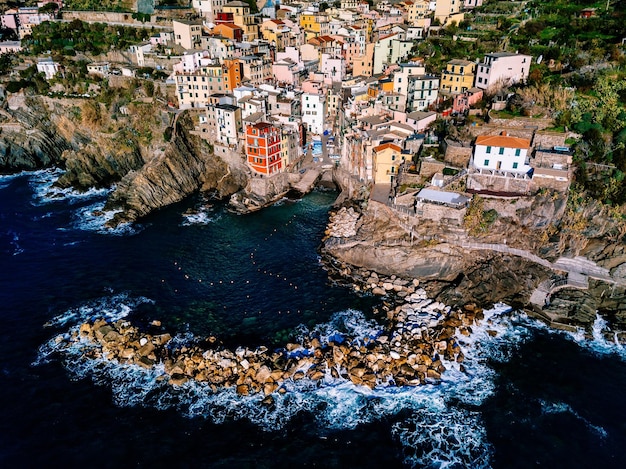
[
  {"x1": 475, "y1": 134, "x2": 530, "y2": 149},
  {"x1": 416, "y1": 188, "x2": 470, "y2": 207}
]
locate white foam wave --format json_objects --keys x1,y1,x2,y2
[
  {"x1": 180, "y1": 205, "x2": 220, "y2": 226},
  {"x1": 42, "y1": 293, "x2": 153, "y2": 329},
  {"x1": 560, "y1": 314, "x2": 626, "y2": 359},
  {"x1": 72, "y1": 201, "x2": 142, "y2": 236},
  {"x1": 38, "y1": 303, "x2": 537, "y2": 468},
  {"x1": 541, "y1": 400, "x2": 608, "y2": 439},
  {"x1": 29, "y1": 168, "x2": 111, "y2": 205},
  {"x1": 393, "y1": 408, "x2": 492, "y2": 468}
]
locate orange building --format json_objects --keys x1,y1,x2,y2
[
  {"x1": 246, "y1": 122, "x2": 283, "y2": 175},
  {"x1": 223, "y1": 58, "x2": 242, "y2": 91},
  {"x1": 213, "y1": 23, "x2": 244, "y2": 42}
]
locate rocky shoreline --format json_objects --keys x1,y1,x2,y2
[{"x1": 49, "y1": 284, "x2": 486, "y2": 396}]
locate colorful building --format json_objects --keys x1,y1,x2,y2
[
  {"x1": 441, "y1": 59, "x2": 476, "y2": 94},
  {"x1": 246, "y1": 122, "x2": 283, "y2": 175},
  {"x1": 373, "y1": 142, "x2": 403, "y2": 184}
]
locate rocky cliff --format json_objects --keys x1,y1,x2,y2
[
  {"x1": 105, "y1": 112, "x2": 247, "y2": 225},
  {"x1": 321, "y1": 187, "x2": 626, "y2": 335},
  {"x1": 0, "y1": 97, "x2": 74, "y2": 172},
  {"x1": 0, "y1": 94, "x2": 248, "y2": 224}
]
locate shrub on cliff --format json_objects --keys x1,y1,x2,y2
[{"x1": 464, "y1": 196, "x2": 498, "y2": 236}]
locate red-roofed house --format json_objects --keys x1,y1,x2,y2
[
  {"x1": 373, "y1": 142, "x2": 403, "y2": 183},
  {"x1": 473, "y1": 132, "x2": 531, "y2": 173}
]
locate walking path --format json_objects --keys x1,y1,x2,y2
[{"x1": 367, "y1": 195, "x2": 626, "y2": 306}]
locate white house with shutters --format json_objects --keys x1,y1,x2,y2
[{"x1": 473, "y1": 133, "x2": 532, "y2": 174}]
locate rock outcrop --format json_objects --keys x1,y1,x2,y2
[
  {"x1": 104, "y1": 112, "x2": 247, "y2": 225},
  {"x1": 0, "y1": 97, "x2": 74, "y2": 172}
]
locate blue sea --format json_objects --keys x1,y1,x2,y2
[{"x1": 2, "y1": 169, "x2": 626, "y2": 468}]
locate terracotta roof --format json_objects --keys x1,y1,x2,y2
[
  {"x1": 373, "y1": 142, "x2": 402, "y2": 153},
  {"x1": 475, "y1": 134, "x2": 530, "y2": 150}
]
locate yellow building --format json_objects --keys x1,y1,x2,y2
[
  {"x1": 373, "y1": 143, "x2": 403, "y2": 184},
  {"x1": 441, "y1": 59, "x2": 476, "y2": 94},
  {"x1": 222, "y1": 0, "x2": 259, "y2": 41},
  {"x1": 300, "y1": 13, "x2": 321, "y2": 34}
]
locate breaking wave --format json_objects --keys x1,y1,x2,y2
[
  {"x1": 72, "y1": 201, "x2": 142, "y2": 236},
  {"x1": 180, "y1": 205, "x2": 221, "y2": 226},
  {"x1": 29, "y1": 168, "x2": 110, "y2": 205},
  {"x1": 37, "y1": 298, "x2": 540, "y2": 467},
  {"x1": 40, "y1": 299, "x2": 622, "y2": 467},
  {"x1": 561, "y1": 314, "x2": 626, "y2": 360}
]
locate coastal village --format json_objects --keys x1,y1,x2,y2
[
  {"x1": 1, "y1": 0, "x2": 573, "y2": 198},
  {"x1": 2, "y1": 0, "x2": 626, "y2": 392}
]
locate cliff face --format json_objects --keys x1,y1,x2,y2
[
  {"x1": 322, "y1": 202, "x2": 552, "y2": 309},
  {"x1": 0, "y1": 98, "x2": 73, "y2": 172},
  {"x1": 105, "y1": 113, "x2": 247, "y2": 224},
  {"x1": 0, "y1": 95, "x2": 248, "y2": 224},
  {"x1": 321, "y1": 190, "x2": 626, "y2": 332}
]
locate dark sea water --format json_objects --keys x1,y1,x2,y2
[{"x1": 2, "y1": 169, "x2": 626, "y2": 468}]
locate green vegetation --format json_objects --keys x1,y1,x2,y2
[
  {"x1": 25, "y1": 20, "x2": 150, "y2": 56},
  {"x1": 63, "y1": 0, "x2": 134, "y2": 12},
  {"x1": 463, "y1": 196, "x2": 498, "y2": 236}
]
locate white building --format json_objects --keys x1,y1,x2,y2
[
  {"x1": 473, "y1": 133, "x2": 532, "y2": 173},
  {"x1": 301, "y1": 92, "x2": 327, "y2": 135},
  {"x1": 214, "y1": 103, "x2": 242, "y2": 146},
  {"x1": 475, "y1": 52, "x2": 532, "y2": 92},
  {"x1": 372, "y1": 33, "x2": 413, "y2": 75},
  {"x1": 407, "y1": 75, "x2": 439, "y2": 111},
  {"x1": 192, "y1": 0, "x2": 227, "y2": 22},
  {"x1": 36, "y1": 57, "x2": 59, "y2": 79}
]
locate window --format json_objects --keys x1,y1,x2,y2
[
  {"x1": 512, "y1": 162, "x2": 518, "y2": 169},
  {"x1": 486, "y1": 146, "x2": 491, "y2": 154},
  {"x1": 499, "y1": 147, "x2": 504, "y2": 155},
  {"x1": 515, "y1": 149, "x2": 521, "y2": 156},
  {"x1": 484, "y1": 159, "x2": 489, "y2": 166}
]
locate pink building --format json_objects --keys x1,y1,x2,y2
[{"x1": 453, "y1": 88, "x2": 483, "y2": 114}]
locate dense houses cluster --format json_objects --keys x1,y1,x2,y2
[{"x1": 2, "y1": 0, "x2": 571, "y2": 195}]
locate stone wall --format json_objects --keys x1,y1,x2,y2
[
  {"x1": 488, "y1": 112, "x2": 554, "y2": 130},
  {"x1": 61, "y1": 9, "x2": 186, "y2": 26},
  {"x1": 533, "y1": 150, "x2": 572, "y2": 168},
  {"x1": 467, "y1": 172, "x2": 532, "y2": 195},
  {"x1": 248, "y1": 172, "x2": 291, "y2": 198},
  {"x1": 530, "y1": 175, "x2": 571, "y2": 193},
  {"x1": 417, "y1": 203, "x2": 467, "y2": 226},
  {"x1": 419, "y1": 158, "x2": 446, "y2": 178},
  {"x1": 533, "y1": 131, "x2": 569, "y2": 149},
  {"x1": 443, "y1": 139, "x2": 472, "y2": 167},
  {"x1": 467, "y1": 123, "x2": 534, "y2": 141}
]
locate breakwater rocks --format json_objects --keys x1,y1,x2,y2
[{"x1": 50, "y1": 294, "x2": 484, "y2": 396}]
